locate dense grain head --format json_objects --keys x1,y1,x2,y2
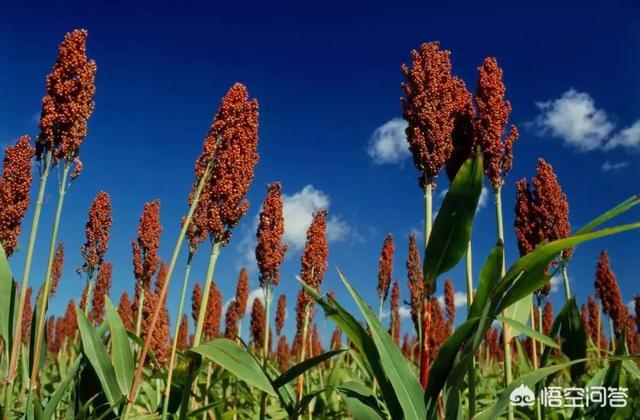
[
  {"x1": 475, "y1": 57, "x2": 518, "y2": 190},
  {"x1": 377, "y1": 234, "x2": 394, "y2": 302},
  {"x1": 235, "y1": 268, "x2": 250, "y2": 317},
  {"x1": 595, "y1": 250, "x2": 626, "y2": 333},
  {"x1": 50, "y1": 243, "x2": 64, "y2": 297},
  {"x1": 81, "y1": 192, "x2": 112, "y2": 278},
  {"x1": 275, "y1": 294, "x2": 287, "y2": 336},
  {"x1": 191, "y1": 282, "x2": 202, "y2": 325},
  {"x1": 446, "y1": 79, "x2": 477, "y2": 181},
  {"x1": 132, "y1": 200, "x2": 162, "y2": 299},
  {"x1": 224, "y1": 300, "x2": 240, "y2": 340},
  {"x1": 0, "y1": 136, "x2": 35, "y2": 257},
  {"x1": 250, "y1": 297, "x2": 265, "y2": 349},
  {"x1": 117, "y1": 291, "x2": 135, "y2": 331},
  {"x1": 177, "y1": 314, "x2": 189, "y2": 351},
  {"x1": 256, "y1": 182, "x2": 287, "y2": 287},
  {"x1": 390, "y1": 281, "x2": 401, "y2": 345},
  {"x1": 22, "y1": 287, "x2": 33, "y2": 344},
  {"x1": 407, "y1": 233, "x2": 424, "y2": 334},
  {"x1": 89, "y1": 262, "x2": 112, "y2": 325},
  {"x1": 444, "y1": 278, "x2": 455, "y2": 326},
  {"x1": 203, "y1": 280, "x2": 222, "y2": 339}
]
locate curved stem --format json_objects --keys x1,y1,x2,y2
[
  {"x1": 561, "y1": 265, "x2": 571, "y2": 302},
  {"x1": 30, "y1": 160, "x2": 71, "y2": 393},
  {"x1": 193, "y1": 242, "x2": 221, "y2": 347}
]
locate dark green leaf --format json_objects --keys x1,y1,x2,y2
[
  {"x1": 273, "y1": 349, "x2": 345, "y2": 388},
  {"x1": 497, "y1": 315, "x2": 559, "y2": 349},
  {"x1": 105, "y1": 297, "x2": 134, "y2": 396},
  {"x1": 468, "y1": 240, "x2": 503, "y2": 320},
  {"x1": 337, "y1": 381, "x2": 385, "y2": 420}
]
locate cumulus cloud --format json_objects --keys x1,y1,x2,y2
[
  {"x1": 549, "y1": 274, "x2": 562, "y2": 293},
  {"x1": 223, "y1": 287, "x2": 272, "y2": 317},
  {"x1": 381, "y1": 305, "x2": 412, "y2": 320},
  {"x1": 437, "y1": 292, "x2": 468, "y2": 308},
  {"x1": 532, "y1": 89, "x2": 615, "y2": 151},
  {"x1": 601, "y1": 160, "x2": 629, "y2": 172},
  {"x1": 366, "y1": 118, "x2": 410, "y2": 164},
  {"x1": 605, "y1": 120, "x2": 640, "y2": 150}
]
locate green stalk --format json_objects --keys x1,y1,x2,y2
[
  {"x1": 82, "y1": 273, "x2": 96, "y2": 316},
  {"x1": 260, "y1": 285, "x2": 271, "y2": 419},
  {"x1": 609, "y1": 318, "x2": 616, "y2": 353},
  {"x1": 297, "y1": 306, "x2": 311, "y2": 402},
  {"x1": 162, "y1": 252, "x2": 194, "y2": 420},
  {"x1": 29, "y1": 160, "x2": 71, "y2": 393},
  {"x1": 193, "y1": 242, "x2": 221, "y2": 347},
  {"x1": 3, "y1": 152, "x2": 52, "y2": 418},
  {"x1": 494, "y1": 187, "x2": 514, "y2": 420},
  {"x1": 127, "y1": 157, "x2": 214, "y2": 413},
  {"x1": 135, "y1": 285, "x2": 145, "y2": 337},
  {"x1": 202, "y1": 363, "x2": 213, "y2": 420},
  {"x1": 561, "y1": 265, "x2": 571, "y2": 302},
  {"x1": 464, "y1": 241, "x2": 476, "y2": 418},
  {"x1": 419, "y1": 182, "x2": 433, "y2": 388}
]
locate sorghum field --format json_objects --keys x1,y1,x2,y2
[{"x1": 0, "y1": 28, "x2": 639, "y2": 420}]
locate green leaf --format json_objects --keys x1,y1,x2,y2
[
  {"x1": 105, "y1": 297, "x2": 134, "y2": 396},
  {"x1": 43, "y1": 356, "x2": 82, "y2": 418},
  {"x1": 557, "y1": 298, "x2": 587, "y2": 382},
  {"x1": 75, "y1": 306, "x2": 123, "y2": 412},
  {"x1": 337, "y1": 270, "x2": 426, "y2": 419},
  {"x1": 476, "y1": 359, "x2": 587, "y2": 420},
  {"x1": 273, "y1": 349, "x2": 345, "y2": 389},
  {"x1": 468, "y1": 241, "x2": 503, "y2": 320},
  {"x1": 189, "y1": 338, "x2": 276, "y2": 396},
  {"x1": 497, "y1": 316, "x2": 559, "y2": 349},
  {"x1": 424, "y1": 153, "x2": 484, "y2": 288},
  {"x1": 0, "y1": 243, "x2": 17, "y2": 374},
  {"x1": 574, "y1": 195, "x2": 640, "y2": 235},
  {"x1": 337, "y1": 381, "x2": 385, "y2": 420},
  {"x1": 505, "y1": 294, "x2": 531, "y2": 328}
]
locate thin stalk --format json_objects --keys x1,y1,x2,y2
[
  {"x1": 494, "y1": 187, "x2": 514, "y2": 420},
  {"x1": 530, "y1": 302, "x2": 541, "y2": 420},
  {"x1": 259, "y1": 285, "x2": 271, "y2": 419},
  {"x1": 537, "y1": 304, "x2": 544, "y2": 357},
  {"x1": 162, "y1": 252, "x2": 194, "y2": 420},
  {"x1": 82, "y1": 273, "x2": 96, "y2": 316},
  {"x1": 296, "y1": 305, "x2": 311, "y2": 402},
  {"x1": 193, "y1": 242, "x2": 221, "y2": 347},
  {"x1": 596, "y1": 302, "x2": 602, "y2": 361},
  {"x1": 135, "y1": 285, "x2": 145, "y2": 337},
  {"x1": 419, "y1": 182, "x2": 432, "y2": 389},
  {"x1": 127, "y1": 159, "x2": 213, "y2": 410},
  {"x1": 377, "y1": 296, "x2": 384, "y2": 321},
  {"x1": 561, "y1": 265, "x2": 571, "y2": 302},
  {"x1": 609, "y1": 318, "x2": 616, "y2": 353},
  {"x1": 30, "y1": 160, "x2": 71, "y2": 392},
  {"x1": 202, "y1": 363, "x2": 213, "y2": 420},
  {"x1": 465, "y1": 240, "x2": 476, "y2": 418},
  {"x1": 4, "y1": 151, "x2": 52, "y2": 415}
]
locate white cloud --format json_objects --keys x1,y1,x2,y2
[
  {"x1": 437, "y1": 292, "x2": 468, "y2": 309},
  {"x1": 366, "y1": 118, "x2": 410, "y2": 164},
  {"x1": 601, "y1": 160, "x2": 629, "y2": 172},
  {"x1": 605, "y1": 120, "x2": 640, "y2": 150},
  {"x1": 550, "y1": 274, "x2": 562, "y2": 293},
  {"x1": 532, "y1": 89, "x2": 615, "y2": 151},
  {"x1": 381, "y1": 305, "x2": 412, "y2": 320}
]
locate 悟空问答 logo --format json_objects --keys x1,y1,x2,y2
[{"x1": 510, "y1": 384, "x2": 535, "y2": 407}]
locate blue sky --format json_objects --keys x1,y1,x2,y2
[{"x1": 1, "y1": 0, "x2": 639, "y2": 343}]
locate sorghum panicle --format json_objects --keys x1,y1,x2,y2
[
  {"x1": 189, "y1": 83, "x2": 259, "y2": 245},
  {"x1": 311, "y1": 324, "x2": 323, "y2": 357},
  {"x1": 81, "y1": 191, "x2": 112, "y2": 278},
  {"x1": 89, "y1": 262, "x2": 112, "y2": 325},
  {"x1": 401, "y1": 42, "x2": 459, "y2": 185},
  {"x1": 224, "y1": 301, "x2": 240, "y2": 340},
  {"x1": 192, "y1": 282, "x2": 202, "y2": 325},
  {"x1": 475, "y1": 57, "x2": 518, "y2": 190},
  {"x1": 117, "y1": 291, "x2": 135, "y2": 331},
  {"x1": 132, "y1": 200, "x2": 162, "y2": 300},
  {"x1": 446, "y1": 79, "x2": 477, "y2": 181},
  {"x1": 37, "y1": 29, "x2": 96, "y2": 167},
  {"x1": 390, "y1": 281, "x2": 401, "y2": 345},
  {"x1": 330, "y1": 328, "x2": 342, "y2": 351},
  {"x1": 50, "y1": 242, "x2": 64, "y2": 297},
  {"x1": 376, "y1": 234, "x2": 394, "y2": 302},
  {"x1": 203, "y1": 280, "x2": 222, "y2": 339},
  {"x1": 0, "y1": 135, "x2": 35, "y2": 257},
  {"x1": 235, "y1": 268, "x2": 249, "y2": 317},
  {"x1": 300, "y1": 210, "x2": 329, "y2": 291},
  {"x1": 276, "y1": 335, "x2": 290, "y2": 372},
  {"x1": 21, "y1": 287, "x2": 33, "y2": 344},
  {"x1": 406, "y1": 233, "x2": 424, "y2": 334},
  {"x1": 443, "y1": 278, "x2": 455, "y2": 326},
  {"x1": 275, "y1": 294, "x2": 286, "y2": 336},
  {"x1": 141, "y1": 287, "x2": 170, "y2": 365},
  {"x1": 79, "y1": 282, "x2": 89, "y2": 312},
  {"x1": 47, "y1": 316, "x2": 58, "y2": 353},
  {"x1": 594, "y1": 250, "x2": 626, "y2": 333},
  {"x1": 256, "y1": 182, "x2": 287, "y2": 287},
  {"x1": 177, "y1": 314, "x2": 189, "y2": 351},
  {"x1": 542, "y1": 301, "x2": 553, "y2": 335},
  {"x1": 250, "y1": 297, "x2": 266, "y2": 349}
]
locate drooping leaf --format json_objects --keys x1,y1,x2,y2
[
  {"x1": 337, "y1": 381, "x2": 385, "y2": 420},
  {"x1": 468, "y1": 241, "x2": 503, "y2": 320},
  {"x1": 105, "y1": 297, "x2": 134, "y2": 396},
  {"x1": 0, "y1": 243, "x2": 17, "y2": 376},
  {"x1": 75, "y1": 307, "x2": 122, "y2": 413},
  {"x1": 497, "y1": 315, "x2": 559, "y2": 349},
  {"x1": 189, "y1": 338, "x2": 276, "y2": 396},
  {"x1": 424, "y1": 153, "x2": 484, "y2": 289},
  {"x1": 273, "y1": 349, "x2": 345, "y2": 389}
]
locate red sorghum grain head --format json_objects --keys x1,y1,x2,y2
[
  {"x1": 485, "y1": 327, "x2": 503, "y2": 362},
  {"x1": 444, "y1": 278, "x2": 455, "y2": 326},
  {"x1": 191, "y1": 282, "x2": 202, "y2": 325},
  {"x1": 177, "y1": 314, "x2": 189, "y2": 351},
  {"x1": 155, "y1": 262, "x2": 168, "y2": 303},
  {"x1": 203, "y1": 280, "x2": 222, "y2": 339},
  {"x1": 586, "y1": 294, "x2": 599, "y2": 343},
  {"x1": 50, "y1": 242, "x2": 64, "y2": 297},
  {"x1": 390, "y1": 280, "x2": 401, "y2": 345},
  {"x1": 250, "y1": 297, "x2": 265, "y2": 349},
  {"x1": 401, "y1": 42, "x2": 459, "y2": 186},
  {"x1": 189, "y1": 83, "x2": 259, "y2": 246},
  {"x1": 89, "y1": 262, "x2": 112, "y2": 325},
  {"x1": 635, "y1": 295, "x2": 640, "y2": 333},
  {"x1": 132, "y1": 200, "x2": 162, "y2": 297},
  {"x1": 542, "y1": 301, "x2": 553, "y2": 335},
  {"x1": 79, "y1": 282, "x2": 89, "y2": 312},
  {"x1": 0, "y1": 136, "x2": 35, "y2": 257},
  {"x1": 475, "y1": 57, "x2": 518, "y2": 190},
  {"x1": 37, "y1": 30, "x2": 96, "y2": 165},
  {"x1": 428, "y1": 297, "x2": 449, "y2": 361},
  {"x1": 276, "y1": 335, "x2": 290, "y2": 372},
  {"x1": 300, "y1": 210, "x2": 329, "y2": 290},
  {"x1": 311, "y1": 324, "x2": 323, "y2": 357},
  {"x1": 406, "y1": 233, "x2": 424, "y2": 334},
  {"x1": 275, "y1": 294, "x2": 287, "y2": 336},
  {"x1": 81, "y1": 191, "x2": 112, "y2": 278},
  {"x1": 224, "y1": 300, "x2": 240, "y2": 340},
  {"x1": 235, "y1": 268, "x2": 249, "y2": 317},
  {"x1": 581, "y1": 303, "x2": 591, "y2": 338},
  {"x1": 294, "y1": 288, "x2": 313, "y2": 359},
  {"x1": 446, "y1": 79, "x2": 477, "y2": 181},
  {"x1": 141, "y1": 287, "x2": 170, "y2": 365},
  {"x1": 47, "y1": 316, "x2": 58, "y2": 353},
  {"x1": 377, "y1": 234, "x2": 394, "y2": 302},
  {"x1": 595, "y1": 250, "x2": 626, "y2": 333},
  {"x1": 22, "y1": 287, "x2": 33, "y2": 344},
  {"x1": 256, "y1": 182, "x2": 287, "y2": 287},
  {"x1": 401, "y1": 333, "x2": 412, "y2": 359},
  {"x1": 117, "y1": 291, "x2": 135, "y2": 331},
  {"x1": 60, "y1": 299, "x2": 78, "y2": 345},
  {"x1": 330, "y1": 328, "x2": 342, "y2": 351}
]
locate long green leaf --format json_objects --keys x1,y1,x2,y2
[
  {"x1": 337, "y1": 270, "x2": 426, "y2": 419},
  {"x1": 75, "y1": 307, "x2": 122, "y2": 412},
  {"x1": 43, "y1": 356, "x2": 82, "y2": 418},
  {"x1": 497, "y1": 316, "x2": 559, "y2": 349},
  {"x1": 337, "y1": 381, "x2": 385, "y2": 420},
  {"x1": 273, "y1": 349, "x2": 345, "y2": 388},
  {"x1": 189, "y1": 338, "x2": 276, "y2": 396},
  {"x1": 468, "y1": 241, "x2": 503, "y2": 320},
  {"x1": 424, "y1": 153, "x2": 484, "y2": 287},
  {"x1": 0, "y1": 243, "x2": 16, "y2": 377},
  {"x1": 574, "y1": 195, "x2": 640, "y2": 235},
  {"x1": 105, "y1": 297, "x2": 134, "y2": 396}
]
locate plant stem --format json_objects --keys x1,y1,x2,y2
[
  {"x1": 30, "y1": 160, "x2": 71, "y2": 393},
  {"x1": 609, "y1": 317, "x2": 616, "y2": 353},
  {"x1": 162, "y1": 252, "x2": 194, "y2": 420},
  {"x1": 419, "y1": 182, "x2": 432, "y2": 389},
  {"x1": 135, "y1": 285, "x2": 145, "y2": 337},
  {"x1": 260, "y1": 285, "x2": 271, "y2": 419},
  {"x1": 494, "y1": 186, "x2": 514, "y2": 420},
  {"x1": 193, "y1": 242, "x2": 221, "y2": 347},
  {"x1": 596, "y1": 302, "x2": 602, "y2": 361},
  {"x1": 128, "y1": 159, "x2": 213, "y2": 407},
  {"x1": 465, "y1": 240, "x2": 476, "y2": 418},
  {"x1": 296, "y1": 305, "x2": 311, "y2": 402},
  {"x1": 202, "y1": 363, "x2": 213, "y2": 420},
  {"x1": 3, "y1": 151, "x2": 52, "y2": 416},
  {"x1": 561, "y1": 264, "x2": 571, "y2": 302}
]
